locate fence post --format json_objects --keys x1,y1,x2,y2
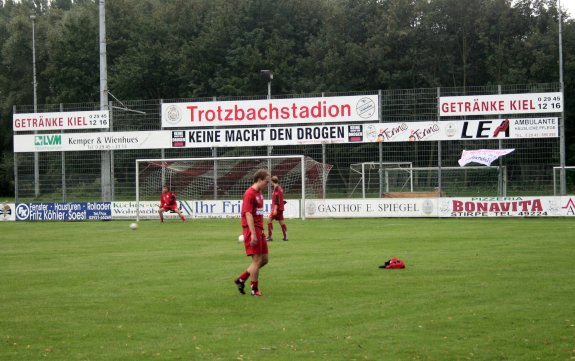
[
  {"x1": 322, "y1": 92, "x2": 327, "y2": 199},
  {"x1": 437, "y1": 87, "x2": 442, "y2": 195},
  {"x1": 12, "y1": 105, "x2": 19, "y2": 203},
  {"x1": 60, "y1": 103, "x2": 66, "y2": 201},
  {"x1": 213, "y1": 96, "x2": 218, "y2": 200},
  {"x1": 378, "y1": 89, "x2": 383, "y2": 198},
  {"x1": 497, "y1": 85, "x2": 505, "y2": 197}
]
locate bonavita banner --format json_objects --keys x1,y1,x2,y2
[
  {"x1": 440, "y1": 92, "x2": 563, "y2": 116},
  {"x1": 438, "y1": 196, "x2": 575, "y2": 217},
  {"x1": 13, "y1": 118, "x2": 558, "y2": 153},
  {"x1": 13, "y1": 110, "x2": 110, "y2": 132},
  {"x1": 15, "y1": 202, "x2": 112, "y2": 221},
  {"x1": 1, "y1": 202, "x2": 15, "y2": 221},
  {"x1": 112, "y1": 200, "x2": 301, "y2": 219},
  {"x1": 161, "y1": 95, "x2": 380, "y2": 128}
]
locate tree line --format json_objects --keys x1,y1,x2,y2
[{"x1": 0, "y1": 0, "x2": 574, "y2": 196}]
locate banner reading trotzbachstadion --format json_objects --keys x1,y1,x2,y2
[{"x1": 161, "y1": 95, "x2": 380, "y2": 128}]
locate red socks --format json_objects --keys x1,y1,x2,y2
[{"x1": 239, "y1": 271, "x2": 250, "y2": 282}]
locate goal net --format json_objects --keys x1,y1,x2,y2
[
  {"x1": 349, "y1": 163, "x2": 505, "y2": 197},
  {"x1": 135, "y1": 155, "x2": 333, "y2": 220}
]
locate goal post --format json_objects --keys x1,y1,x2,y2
[
  {"x1": 135, "y1": 155, "x2": 333, "y2": 221},
  {"x1": 553, "y1": 166, "x2": 575, "y2": 196}
]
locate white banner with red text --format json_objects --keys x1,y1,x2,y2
[
  {"x1": 161, "y1": 95, "x2": 379, "y2": 128},
  {"x1": 14, "y1": 118, "x2": 558, "y2": 153},
  {"x1": 13, "y1": 110, "x2": 110, "y2": 132},
  {"x1": 303, "y1": 196, "x2": 575, "y2": 218},
  {"x1": 440, "y1": 92, "x2": 563, "y2": 116}
]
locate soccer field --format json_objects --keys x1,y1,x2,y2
[{"x1": 1, "y1": 218, "x2": 574, "y2": 360}]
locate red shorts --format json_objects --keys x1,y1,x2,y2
[
  {"x1": 243, "y1": 227, "x2": 268, "y2": 256},
  {"x1": 161, "y1": 204, "x2": 178, "y2": 211},
  {"x1": 268, "y1": 210, "x2": 284, "y2": 221}
]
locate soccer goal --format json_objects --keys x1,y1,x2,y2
[
  {"x1": 349, "y1": 162, "x2": 505, "y2": 198},
  {"x1": 553, "y1": 166, "x2": 575, "y2": 195},
  {"x1": 349, "y1": 162, "x2": 413, "y2": 198},
  {"x1": 135, "y1": 155, "x2": 333, "y2": 220},
  {"x1": 383, "y1": 166, "x2": 506, "y2": 197}
]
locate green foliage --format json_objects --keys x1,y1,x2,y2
[
  {"x1": 0, "y1": 218, "x2": 574, "y2": 360},
  {"x1": 0, "y1": 0, "x2": 574, "y2": 195}
]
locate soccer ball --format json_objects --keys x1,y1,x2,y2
[
  {"x1": 130, "y1": 222, "x2": 138, "y2": 230},
  {"x1": 238, "y1": 234, "x2": 244, "y2": 242}
]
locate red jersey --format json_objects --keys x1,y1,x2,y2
[
  {"x1": 272, "y1": 185, "x2": 285, "y2": 211},
  {"x1": 241, "y1": 186, "x2": 265, "y2": 229},
  {"x1": 160, "y1": 191, "x2": 177, "y2": 208}
]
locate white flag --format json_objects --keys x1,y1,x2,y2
[{"x1": 458, "y1": 149, "x2": 515, "y2": 167}]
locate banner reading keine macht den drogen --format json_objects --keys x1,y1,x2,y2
[{"x1": 161, "y1": 95, "x2": 379, "y2": 128}]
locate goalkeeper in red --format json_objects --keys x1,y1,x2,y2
[
  {"x1": 158, "y1": 185, "x2": 186, "y2": 223},
  {"x1": 234, "y1": 169, "x2": 271, "y2": 296},
  {"x1": 267, "y1": 175, "x2": 288, "y2": 241}
]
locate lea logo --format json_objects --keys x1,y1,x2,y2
[
  {"x1": 461, "y1": 119, "x2": 510, "y2": 139},
  {"x1": 34, "y1": 135, "x2": 62, "y2": 146},
  {"x1": 562, "y1": 198, "x2": 575, "y2": 216}
]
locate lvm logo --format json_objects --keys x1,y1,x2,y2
[{"x1": 34, "y1": 135, "x2": 61, "y2": 146}]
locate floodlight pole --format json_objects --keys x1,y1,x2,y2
[
  {"x1": 261, "y1": 70, "x2": 274, "y2": 194},
  {"x1": 99, "y1": 0, "x2": 112, "y2": 201},
  {"x1": 31, "y1": 14, "x2": 39, "y2": 198},
  {"x1": 558, "y1": 0, "x2": 566, "y2": 195}
]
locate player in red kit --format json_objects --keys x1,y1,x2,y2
[
  {"x1": 234, "y1": 169, "x2": 271, "y2": 296},
  {"x1": 158, "y1": 185, "x2": 186, "y2": 223},
  {"x1": 267, "y1": 176, "x2": 288, "y2": 241}
]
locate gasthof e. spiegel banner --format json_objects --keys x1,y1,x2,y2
[{"x1": 161, "y1": 95, "x2": 379, "y2": 128}]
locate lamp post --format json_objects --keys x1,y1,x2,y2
[
  {"x1": 558, "y1": 0, "x2": 566, "y2": 195},
  {"x1": 261, "y1": 70, "x2": 273, "y2": 187},
  {"x1": 260, "y1": 70, "x2": 273, "y2": 99},
  {"x1": 30, "y1": 14, "x2": 39, "y2": 197}
]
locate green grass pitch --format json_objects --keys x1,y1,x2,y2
[{"x1": 1, "y1": 218, "x2": 574, "y2": 360}]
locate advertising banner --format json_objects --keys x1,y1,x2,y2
[
  {"x1": 161, "y1": 95, "x2": 380, "y2": 128},
  {"x1": 13, "y1": 117, "x2": 558, "y2": 153},
  {"x1": 13, "y1": 110, "x2": 110, "y2": 132},
  {"x1": 304, "y1": 198, "x2": 438, "y2": 218},
  {"x1": 175, "y1": 123, "x2": 367, "y2": 148},
  {"x1": 1, "y1": 202, "x2": 15, "y2": 221},
  {"x1": 15, "y1": 202, "x2": 112, "y2": 221},
  {"x1": 438, "y1": 196, "x2": 575, "y2": 217},
  {"x1": 369, "y1": 118, "x2": 558, "y2": 142},
  {"x1": 303, "y1": 196, "x2": 575, "y2": 218},
  {"x1": 112, "y1": 200, "x2": 301, "y2": 220},
  {"x1": 13, "y1": 130, "x2": 171, "y2": 153},
  {"x1": 440, "y1": 92, "x2": 563, "y2": 116}
]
